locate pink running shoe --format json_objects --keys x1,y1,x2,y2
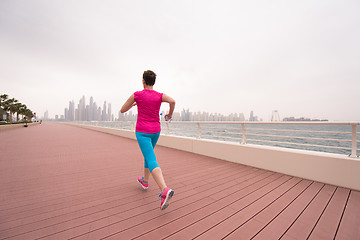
[
  {"x1": 137, "y1": 177, "x2": 149, "y2": 190},
  {"x1": 159, "y1": 187, "x2": 174, "y2": 210}
]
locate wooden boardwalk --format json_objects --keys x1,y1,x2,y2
[{"x1": 0, "y1": 123, "x2": 359, "y2": 240}]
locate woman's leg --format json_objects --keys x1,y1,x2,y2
[
  {"x1": 148, "y1": 133, "x2": 167, "y2": 191},
  {"x1": 151, "y1": 167, "x2": 167, "y2": 191},
  {"x1": 144, "y1": 168, "x2": 150, "y2": 182},
  {"x1": 136, "y1": 132, "x2": 167, "y2": 191}
]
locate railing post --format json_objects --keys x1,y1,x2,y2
[
  {"x1": 131, "y1": 122, "x2": 135, "y2": 132},
  {"x1": 197, "y1": 122, "x2": 202, "y2": 139},
  {"x1": 166, "y1": 122, "x2": 170, "y2": 135},
  {"x1": 241, "y1": 123, "x2": 247, "y2": 144},
  {"x1": 350, "y1": 124, "x2": 358, "y2": 158}
]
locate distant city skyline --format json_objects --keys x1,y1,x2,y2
[
  {"x1": 47, "y1": 95, "x2": 331, "y2": 122},
  {"x1": 119, "y1": 108, "x2": 248, "y2": 122},
  {"x1": 53, "y1": 95, "x2": 249, "y2": 122}
]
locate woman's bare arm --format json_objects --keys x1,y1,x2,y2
[
  {"x1": 120, "y1": 94, "x2": 136, "y2": 113},
  {"x1": 162, "y1": 94, "x2": 176, "y2": 120}
]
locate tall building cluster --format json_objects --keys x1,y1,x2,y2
[
  {"x1": 179, "y1": 109, "x2": 246, "y2": 121},
  {"x1": 61, "y1": 96, "x2": 257, "y2": 122},
  {"x1": 64, "y1": 96, "x2": 113, "y2": 121},
  {"x1": 118, "y1": 108, "x2": 246, "y2": 122}
]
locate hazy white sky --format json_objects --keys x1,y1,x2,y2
[{"x1": 1, "y1": 0, "x2": 359, "y2": 121}]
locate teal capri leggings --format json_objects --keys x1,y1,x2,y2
[{"x1": 135, "y1": 131, "x2": 160, "y2": 172}]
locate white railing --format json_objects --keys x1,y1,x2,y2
[{"x1": 75, "y1": 121, "x2": 360, "y2": 158}]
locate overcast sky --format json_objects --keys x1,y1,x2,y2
[{"x1": 1, "y1": 0, "x2": 359, "y2": 121}]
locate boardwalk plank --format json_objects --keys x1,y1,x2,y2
[
  {"x1": 308, "y1": 187, "x2": 350, "y2": 240},
  {"x1": 234, "y1": 182, "x2": 324, "y2": 240},
  {"x1": 194, "y1": 179, "x2": 310, "y2": 240},
  {"x1": 335, "y1": 190, "x2": 360, "y2": 240},
  {"x1": 280, "y1": 184, "x2": 336, "y2": 240}
]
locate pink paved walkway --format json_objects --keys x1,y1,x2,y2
[{"x1": 0, "y1": 123, "x2": 359, "y2": 240}]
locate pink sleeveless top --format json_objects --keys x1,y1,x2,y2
[{"x1": 134, "y1": 89, "x2": 163, "y2": 133}]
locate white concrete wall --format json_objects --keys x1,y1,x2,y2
[{"x1": 72, "y1": 124, "x2": 360, "y2": 191}]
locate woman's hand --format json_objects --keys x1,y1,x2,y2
[
  {"x1": 162, "y1": 94, "x2": 176, "y2": 121},
  {"x1": 165, "y1": 114, "x2": 172, "y2": 121}
]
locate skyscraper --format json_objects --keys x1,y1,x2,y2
[
  {"x1": 44, "y1": 110, "x2": 49, "y2": 120},
  {"x1": 102, "y1": 101, "x2": 107, "y2": 121},
  {"x1": 107, "y1": 103, "x2": 112, "y2": 121},
  {"x1": 90, "y1": 96, "x2": 94, "y2": 121},
  {"x1": 68, "y1": 100, "x2": 75, "y2": 121},
  {"x1": 79, "y1": 96, "x2": 86, "y2": 121},
  {"x1": 93, "y1": 102, "x2": 98, "y2": 121}
]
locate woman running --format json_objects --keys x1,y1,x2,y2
[{"x1": 120, "y1": 70, "x2": 176, "y2": 210}]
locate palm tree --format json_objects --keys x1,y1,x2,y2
[
  {"x1": 0, "y1": 94, "x2": 8, "y2": 121},
  {"x1": 0, "y1": 94, "x2": 9, "y2": 106},
  {"x1": 13, "y1": 103, "x2": 20, "y2": 122},
  {"x1": 14, "y1": 102, "x2": 24, "y2": 122},
  {"x1": 0, "y1": 94, "x2": 8, "y2": 109},
  {"x1": 2, "y1": 99, "x2": 10, "y2": 121},
  {"x1": 3, "y1": 98, "x2": 18, "y2": 123},
  {"x1": 24, "y1": 108, "x2": 34, "y2": 122},
  {"x1": 19, "y1": 104, "x2": 27, "y2": 122}
]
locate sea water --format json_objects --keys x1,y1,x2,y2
[{"x1": 160, "y1": 122, "x2": 360, "y2": 156}]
